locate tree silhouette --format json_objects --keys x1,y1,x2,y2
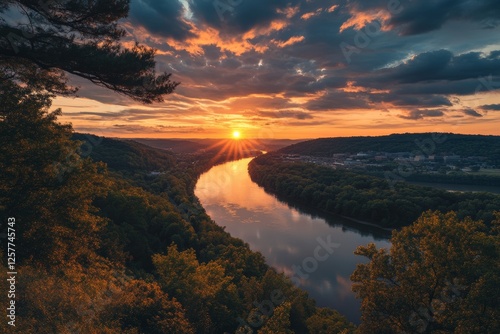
[{"x1": 0, "y1": 0, "x2": 178, "y2": 103}]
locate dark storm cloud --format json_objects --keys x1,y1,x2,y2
[
  {"x1": 130, "y1": 0, "x2": 195, "y2": 40},
  {"x1": 387, "y1": 50, "x2": 453, "y2": 83},
  {"x1": 381, "y1": 50, "x2": 500, "y2": 84},
  {"x1": 398, "y1": 109, "x2": 445, "y2": 120},
  {"x1": 305, "y1": 91, "x2": 371, "y2": 111},
  {"x1": 201, "y1": 44, "x2": 223, "y2": 60},
  {"x1": 480, "y1": 104, "x2": 500, "y2": 111},
  {"x1": 462, "y1": 108, "x2": 483, "y2": 117},
  {"x1": 369, "y1": 94, "x2": 452, "y2": 107},
  {"x1": 353, "y1": 0, "x2": 500, "y2": 35},
  {"x1": 394, "y1": 0, "x2": 500, "y2": 35},
  {"x1": 188, "y1": 0, "x2": 302, "y2": 33},
  {"x1": 348, "y1": 50, "x2": 500, "y2": 99},
  {"x1": 390, "y1": 77, "x2": 500, "y2": 96}
]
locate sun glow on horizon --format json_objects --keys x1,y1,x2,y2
[{"x1": 232, "y1": 131, "x2": 241, "y2": 139}]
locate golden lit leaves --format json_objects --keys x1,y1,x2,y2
[
  {"x1": 153, "y1": 244, "x2": 235, "y2": 302},
  {"x1": 153, "y1": 244, "x2": 238, "y2": 333},
  {"x1": 257, "y1": 302, "x2": 293, "y2": 334},
  {"x1": 100, "y1": 280, "x2": 195, "y2": 334},
  {"x1": 352, "y1": 211, "x2": 500, "y2": 333}
]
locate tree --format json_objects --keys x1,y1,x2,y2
[
  {"x1": 257, "y1": 302, "x2": 294, "y2": 334},
  {"x1": 351, "y1": 211, "x2": 500, "y2": 334},
  {"x1": 99, "y1": 280, "x2": 195, "y2": 334},
  {"x1": 0, "y1": 0, "x2": 178, "y2": 103},
  {"x1": 153, "y1": 244, "x2": 240, "y2": 333},
  {"x1": 306, "y1": 308, "x2": 356, "y2": 334}
]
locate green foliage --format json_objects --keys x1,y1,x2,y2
[
  {"x1": 306, "y1": 308, "x2": 356, "y2": 334},
  {"x1": 249, "y1": 154, "x2": 500, "y2": 228},
  {"x1": 95, "y1": 185, "x2": 197, "y2": 271},
  {"x1": 351, "y1": 211, "x2": 500, "y2": 333}
]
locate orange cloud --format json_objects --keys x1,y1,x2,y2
[
  {"x1": 301, "y1": 8, "x2": 323, "y2": 20},
  {"x1": 327, "y1": 5, "x2": 339, "y2": 13},
  {"x1": 277, "y1": 5, "x2": 300, "y2": 19},
  {"x1": 273, "y1": 36, "x2": 305, "y2": 48},
  {"x1": 341, "y1": 81, "x2": 390, "y2": 94},
  {"x1": 160, "y1": 19, "x2": 290, "y2": 56},
  {"x1": 340, "y1": 9, "x2": 391, "y2": 32}
]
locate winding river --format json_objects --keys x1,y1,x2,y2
[{"x1": 195, "y1": 157, "x2": 391, "y2": 324}]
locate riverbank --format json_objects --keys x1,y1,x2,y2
[
  {"x1": 196, "y1": 157, "x2": 391, "y2": 324},
  {"x1": 339, "y1": 215, "x2": 394, "y2": 233}
]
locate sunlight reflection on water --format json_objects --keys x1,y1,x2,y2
[{"x1": 195, "y1": 157, "x2": 391, "y2": 324}]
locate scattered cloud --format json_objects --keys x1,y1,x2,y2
[
  {"x1": 480, "y1": 104, "x2": 500, "y2": 111},
  {"x1": 55, "y1": 0, "x2": 500, "y2": 137},
  {"x1": 462, "y1": 108, "x2": 483, "y2": 117},
  {"x1": 398, "y1": 109, "x2": 445, "y2": 120}
]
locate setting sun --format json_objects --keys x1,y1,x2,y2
[{"x1": 232, "y1": 131, "x2": 241, "y2": 139}]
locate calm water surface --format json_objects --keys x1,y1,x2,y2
[{"x1": 195, "y1": 158, "x2": 391, "y2": 323}]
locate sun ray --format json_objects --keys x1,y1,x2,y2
[{"x1": 205, "y1": 138, "x2": 262, "y2": 166}]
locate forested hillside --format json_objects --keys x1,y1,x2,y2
[
  {"x1": 248, "y1": 154, "x2": 500, "y2": 228},
  {"x1": 279, "y1": 134, "x2": 500, "y2": 164}
]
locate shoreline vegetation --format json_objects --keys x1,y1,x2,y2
[
  {"x1": 339, "y1": 215, "x2": 394, "y2": 232},
  {"x1": 248, "y1": 153, "x2": 500, "y2": 229},
  {"x1": 246, "y1": 157, "x2": 394, "y2": 235}
]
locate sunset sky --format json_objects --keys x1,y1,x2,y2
[{"x1": 57, "y1": 0, "x2": 500, "y2": 139}]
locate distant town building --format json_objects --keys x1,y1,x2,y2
[{"x1": 344, "y1": 159, "x2": 362, "y2": 166}]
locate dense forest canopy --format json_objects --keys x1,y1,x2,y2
[
  {"x1": 352, "y1": 211, "x2": 500, "y2": 333},
  {"x1": 249, "y1": 153, "x2": 500, "y2": 228}
]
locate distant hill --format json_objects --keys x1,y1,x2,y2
[
  {"x1": 131, "y1": 138, "x2": 306, "y2": 153},
  {"x1": 279, "y1": 133, "x2": 500, "y2": 163},
  {"x1": 132, "y1": 138, "x2": 206, "y2": 154},
  {"x1": 73, "y1": 134, "x2": 176, "y2": 173}
]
